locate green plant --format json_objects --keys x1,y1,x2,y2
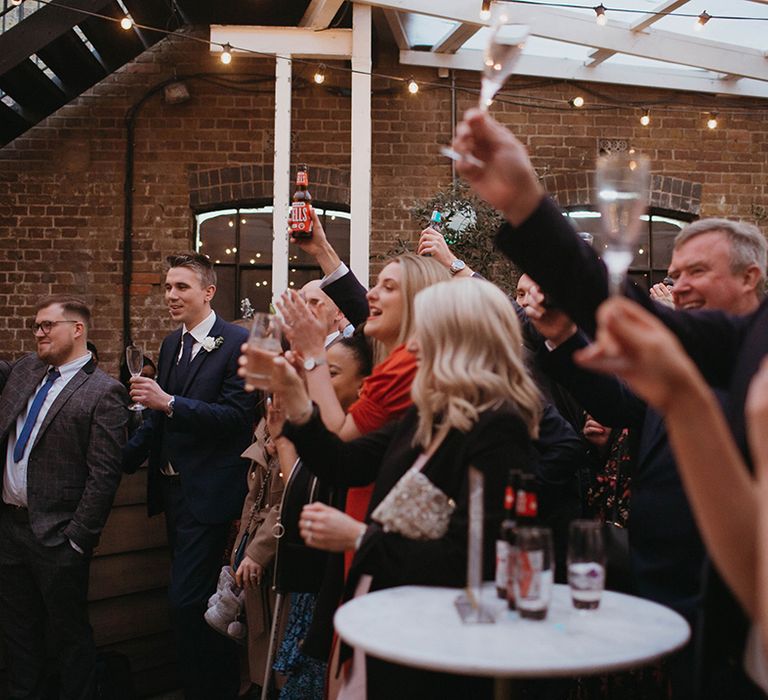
[{"x1": 407, "y1": 182, "x2": 520, "y2": 296}]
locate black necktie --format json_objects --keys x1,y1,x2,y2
[{"x1": 173, "y1": 332, "x2": 194, "y2": 392}]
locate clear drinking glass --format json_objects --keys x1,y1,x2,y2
[
  {"x1": 245, "y1": 312, "x2": 283, "y2": 390},
  {"x1": 567, "y1": 520, "x2": 606, "y2": 611},
  {"x1": 595, "y1": 151, "x2": 651, "y2": 294},
  {"x1": 125, "y1": 344, "x2": 145, "y2": 411},
  {"x1": 514, "y1": 527, "x2": 554, "y2": 620},
  {"x1": 440, "y1": 4, "x2": 528, "y2": 165},
  {"x1": 479, "y1": 12, "x2": 528, "y2": 111}
]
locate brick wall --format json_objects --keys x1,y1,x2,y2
[{"x1": 1, "y1": 31, "x2": 767, "y2": 373}]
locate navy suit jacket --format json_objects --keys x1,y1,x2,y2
[{"x1": 123, "y1": 316, "x2": 255, "y2": 524}]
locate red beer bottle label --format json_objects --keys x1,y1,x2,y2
[
  {"x1": 503, "y1": 485, "x2": 515, "y2": 511},
  {"x1": 289, "y1": 165, "x2": 313, "y2": 238}
]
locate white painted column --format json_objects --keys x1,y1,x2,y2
[
  {"x1": 272, "y1": 54, "x2": 292, "y2": 303},
  {"x1": 350, "y1": 3, "x2": 372, "y2": 285}
]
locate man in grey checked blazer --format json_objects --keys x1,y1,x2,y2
[{"x1": 0, "y1": 296, "x2": 128, "y2": 700}]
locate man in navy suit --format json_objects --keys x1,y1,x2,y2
[{"x1": 124, "y1": 253, "x2": 255, "y2": 700}]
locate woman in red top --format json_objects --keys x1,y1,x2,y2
[{"x1": 279, "y1": 253, "x2": 450, "y2": 536}]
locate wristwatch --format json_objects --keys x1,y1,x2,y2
[
  {"x1": 449, "y1": 259, "x2": 466, "y2": 276},
  {"x1": 166, "y1": 396, "x2": 175, "y2": 417},
  {"x1": 303, "y1": 356, "x2": 327, "y2": 372}
]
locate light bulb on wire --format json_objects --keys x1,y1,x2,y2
[
  {"x1": 707, "y1": 112, "x2": 718, "y2": 130},
  {"x1": 594, "y1": 4, "x2": 607, "y2": 26},
  {"x1": 695, "y1": 11, "x2": 711, "y2": 30},
  {"x1": 569, "y1": 96, "x2": 585, "y2": 108},
  {"x1": 220, "y1": 43, "x2": 233, "y2": 65},
  {"x1": 640, "y1": 109, "x2": 650, "y2": 127},
  {"x1": 407, "y1": 77, "x2": 419, "y2": 95},
  {"x1": 313, "y1": 64, "x2": 326, "y2": 84},
  {"x1": 120, "y1": 15, "x2": 134, "y2": 30},
  {"x1": 480, "y1": 0, "x2": 492, "y2": 20}
]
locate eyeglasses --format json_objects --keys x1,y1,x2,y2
[{"x1": 31, "y1": 320, "x2": 78, "y2": 335}]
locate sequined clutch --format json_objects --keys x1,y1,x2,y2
[{"x1": 371, "y1": 467, "x2": 456, "y2": 540}]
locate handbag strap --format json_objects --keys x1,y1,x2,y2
[{"x1": 243, "y1": 464, "x2": 271, "y2": 535}]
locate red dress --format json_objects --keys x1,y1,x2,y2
[{"x1": 343, "y1": 344, "x2": 416, "y2": 573}]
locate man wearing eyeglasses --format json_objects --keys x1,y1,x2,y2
[{"x1": 0, "y1": 295, "x2": 128, "y2": 700}]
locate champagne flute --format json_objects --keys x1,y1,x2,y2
[
  {"x1": 440, "y1": 8, "x2": 529, "y2": 164},
  {"x1": 479, "y1": 15, "x2": 528, "y2": 111},
  {"x1": 595, "y1": 151, "x2": 651, "y2": 295},
  {"x1": 125, "y1": 344, "x2": 146, "y2": 411}
]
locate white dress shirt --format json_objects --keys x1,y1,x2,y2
[
  {"x1": 3, "y1": 351, "x2": 92, "y2": 507},
  {"x1": 177, "y1": 310, "x2": 217, "y2": 364}
]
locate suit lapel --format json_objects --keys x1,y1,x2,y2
[
  {"x1": 159, "y1": 329, "x2": 183, "y2": 390},
  {"x1": 31, "y1": 369, "x2": 90, "y2": 452},
  {"x1": 0, "y1": 359, "x2": 47, "y2": 438}
]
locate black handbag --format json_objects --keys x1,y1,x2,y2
[{"x1": 272, "y1": 459, "x2": 332, "y2": 594}]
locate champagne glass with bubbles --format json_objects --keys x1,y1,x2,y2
[
  {"x1": 126, "y1": 344, "x2": 145, "y2": 411},
  {"x1": 479, "y1": 5, "x2": 528, "y2": 111},
  {"x1": 595, "y1": 151, "x2": 651, "y2": 294},
  {"x1": 440, "y1": 2, "x2": 528, "y2": 165}
]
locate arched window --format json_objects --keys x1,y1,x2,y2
[
  {"x1": 564, "y1": 209, "x2": 695, "y2": 290},
  {"x1": 195, "y1": 205, "x2": 351, "y2": 321}
]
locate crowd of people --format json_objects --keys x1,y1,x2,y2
[{"x1": 0, "y1": 106, "x2": 767, "y2": 700}]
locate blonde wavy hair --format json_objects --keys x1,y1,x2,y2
[
  {"x1": 390, "y1": 253, "x2": 451, "y2": 347},
  {"x1": 410, "y1": 278, "x2": 542, "y2": 448}
]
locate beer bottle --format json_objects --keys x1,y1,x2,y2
[
  {"x1": 506, "y1": 473, "x2": 538, "y2": 610},
  {"x1": 496, "y1": 469, "x2": 522, "y2": 598},
  {"x1": 289, "y1": 164, "x2": 313, "y2": 239}
]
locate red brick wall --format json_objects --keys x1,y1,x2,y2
[{"x1": 1, "y1": 32, "x2": 767, "y2": 373}]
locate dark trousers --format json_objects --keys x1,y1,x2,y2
[
  {"x1": 0, "y1": 508, "x2": 95, "y2": 700},
  {"x1": 161, "y1": 476, "x2": 239, "y2": 700}
]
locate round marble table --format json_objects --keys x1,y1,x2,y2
[{"x1": 334, "y1": 583, "x2": 690, "y2": 679}]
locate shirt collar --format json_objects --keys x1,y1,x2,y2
[
  {"x1": 52, "y1": 351, "x2": 92, "y2": 381},
  {"x1": 183, "y1": 310, "x2": 217, "y2": 344}
]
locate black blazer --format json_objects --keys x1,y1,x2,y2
[
  {"x1": 323, "y1": 268, "x2": 370, "y2": 328},
  {"x1": 538, "y1": 330, "x2": 707, "y2": 618},
  {"x1": 283, "y1": 403, "x2": 536, "y2": 597}
]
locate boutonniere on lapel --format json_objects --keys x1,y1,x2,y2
[{"x1": 201, "y1": 336, "x2": 225, "y2": 353}]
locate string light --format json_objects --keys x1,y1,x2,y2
[
  {"x1": 707, "y1": 112, "x2": 718, "y2": 129},
  {"x1": 640, "y1": 108, "x2": 650, "y2": 126},
  {"x1": 220, "y1": 43, "x2": 233, "y2": 65},
  {"x1": 313, "y1": 64, "x2": 326, "y2": 84},
  {"x1": 695, "y1": 11, "x2": 712, "y2": 30},
  {"x1": 20, "y1": 0, "x2": 768, "y2": 129},
  {"x1": 594, "y1": 4, "x2": 607, "y2": 26},
  {"x1": 480, "y1": 0, "x2": 492, "y2": 20},
  {"x1": 120, "y1": 15, "x2": 134, "y2": 30},
  {"x1": 569, "y1": 96, "x2": 585, "y2": 108}
]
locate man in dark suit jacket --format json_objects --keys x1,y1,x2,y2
[
  {"x1": 453, "y1": 108, "x2": 768, "y2": 698},
  {"x1": 0, "y1": 295, "x2": 128, "y2": 700},
  {"x1": 123, "y1": 253, "x2": 255, "y2": 700}
]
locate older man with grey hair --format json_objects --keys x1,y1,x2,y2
[{"x1": 650, "y1": 218, "x2": 766, "y2": 314}]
